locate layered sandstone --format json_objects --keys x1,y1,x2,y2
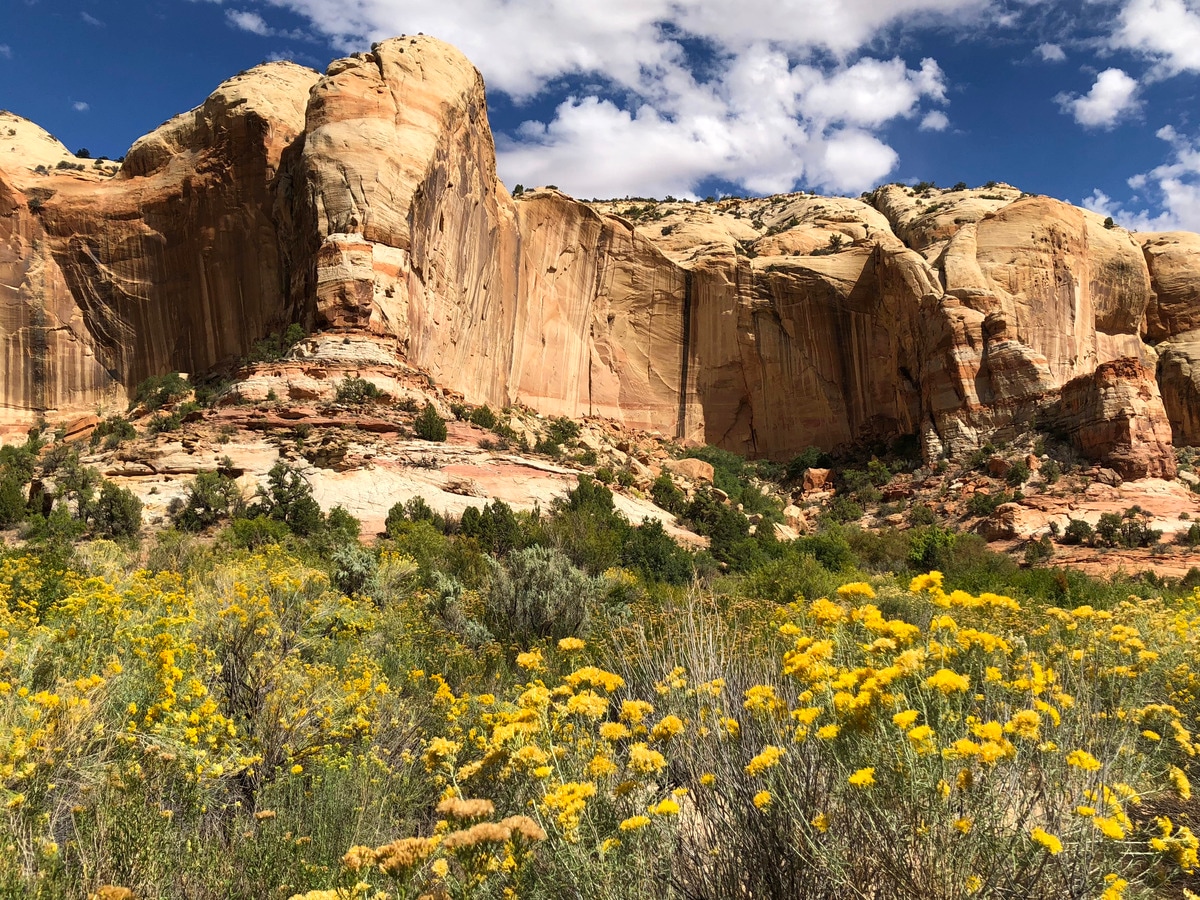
[
  {"x1": 0, "y1": 36, "x2": 1194, "y2": 479},
  {"x1": 1052, "y1": 359, "x2": 1177, "y2": 481},
  {"x1": 1142, "y1": 231, "x2": 1200, "y2": 446},
  {"x1": 1, "y1": 62, "x2": 319, "y2": 425}
]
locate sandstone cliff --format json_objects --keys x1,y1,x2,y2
[{"x1": 0, "y1": 36, "x2": 1195, "y2": 478}]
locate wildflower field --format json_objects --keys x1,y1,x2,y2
[{"x1": 1, "y1": 475, "x2": 1199, "y2": 898}]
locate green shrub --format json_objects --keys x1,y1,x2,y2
[
  {"x1": 91, "y1": 415, "x2": 137, "y2": 450},
  {"x1": 0, "y1": 436, "x2": 39, "y2": 527},
  {"x1": 1095, "y1": 509, "x2": 1160, "y2": 548},
  {"x1": 413, "y1": 403, "x2": 448, "y2": 441},
  {"x1": 483, "y1": 545, "x2": 598, "y2": 643},
  {"x1": 824, "y1": 496, "x2": 864, "y2": 524},
  {"x1": 1062, "y1": 518, "x2": 1094, "y2": 545},
  {"x1": 1041, "y1": 458, "x2": 1062, "y2": 484},
  {"x1": 967, "y1": 490, "x2": 1012, "y2": 518},
  {"x1": 130, "y1": 372, "x2": 190, "y2": 411},
  {"x1": 460, "y1": 499, "x2": 524, "y2": 556},
  {"x1": 651, "y1": 473, "x2": 687, "y2": 515},
  {"x1": 1006, "y1": 460, "x2": 1031, "y2": 487},
  {"x1": 468, "y1": 405, "x2": 498, "y2": 430},
  {"x1": 594, "y1": 466, "x2": 615, "y2": 484},
  {"x1": 334, "y1": 377, "x2": 382, "y2": 405},
  {"x1": 330, "y1": 542, "x2": 376, "y2": 595},
  {"x1": 907, "y1": 524, "x2": 957, "y2": 571},
  {"x1": 91, "y1": 480, "x2": 142, "y2": 539},
  {"x1": 225, "y1": 515, "x2": 291, "y2": 550},
  {"x1": 0, "y1": 474, "x2": 28, "y2": 527},
  {"x1": 535, "y1": 417, "x2": 581, "y2": 456},
  {"x1": 42, "y1": 445, "x2": 101, "y2": 520},
  {"x1": 907, "y1": 504, "x2": 937, "y2": 527},
  {"x1": 323, "y1": 505, "x2": 361, "y2": 545},
  {"x1": 246, "y1": 323, "x2": 306, "y2": 364},
  {"x1": 253, "y1": 462, "x2": 324, "y2": 536},
  {"x1": 1179, "y1": 523, "x2": 1200, "y2": 548},
  {"x1": 177, "y1": 472, "x2": 244, "y2": 531},
  {"x1": 622, "y1": 517, "x2": 693, "y2": 585},
  {"x1": 1023, "y1": 534, "x2": 1054, "y2": 566},
  {"x1": 786, "y1": 446, "x2": 829, "y2": 482},
  {"x1": 387, "y1": 496, "x2": 449, "y2": 536},
  {"x1": 795, "y1": 529, "x2": 856, "y2": 572}
]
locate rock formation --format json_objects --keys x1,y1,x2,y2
[{"x1": 1, "y1": 36, "x2": 1195, "y2": 479}]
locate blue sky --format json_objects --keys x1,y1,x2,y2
[{"x1": 5, "y1": 1, "x2": 1200, "y2": 229}]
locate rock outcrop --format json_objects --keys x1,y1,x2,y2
[
  {"x1": 1052, "y1": 358, "x2": 1177, "y2": 481},
  {"x1": 1142, "y1": 232, "x2": 1200, "y2": 447},
  {"x1": 0, "y1": 36, "x2": 1194, "y2": 479}
]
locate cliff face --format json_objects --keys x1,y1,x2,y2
[
  {"x1": 0, "y1": 63, "x2": 320, "y2": 426},
  {"x1": 0, "y1": 36, "x2": 1196, "y2": 476}
]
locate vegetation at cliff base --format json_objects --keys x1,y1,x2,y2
[{"x1": 1, "y1": 442, "x2": 1199, "y2": 898}]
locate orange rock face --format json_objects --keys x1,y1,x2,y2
[
  {"x1": 0, "y1": 36, "x2": 1192, "y2": 480},
  {"x1": 1053, "y1": 359, "x2": 1177, "y2": 481}
]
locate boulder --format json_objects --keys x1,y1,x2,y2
[
  {"x1": 802, "y1": 468, "x2": 832, "y2": 492},
  {"x1": 665, "y1": 458, "x2": 715, "y2": 483}
]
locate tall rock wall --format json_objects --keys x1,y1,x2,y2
[{"x1": 0, "y1": 35, "x2": 1194, "y2": 477}]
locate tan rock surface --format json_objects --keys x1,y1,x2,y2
[
  {"x1": 1052, "y1": 358, "x2": 1177, "y2": 481},
  {"x1": 1157, "y1": 331, "x2": 1200, "y2": 446},
  {"x1": 0, "y1": 36, "x2": 1189, "y2": 482},
  {"x1": 1143, "y1": 231, "x2": 1200, "y2": 340}
]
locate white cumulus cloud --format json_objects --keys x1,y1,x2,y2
[
  {"x1": 226, "y1": 10, "x2": 273, "y2": 36},
  {"x1": 1056, "y1": 68, "x2": 1139, "y2": 128},
  {"x1": 244, "y1": 0, "x2": 977, "y2": 196},
  {"x1": 1082, "y1": 126, "x2": 1200, "y2": 231},
  {"x1": 1035, "y1": 42, "x2": 1066, "y2": 61},
  {"x1": 0, "y1": 45, "x2": 11, "y2": 59},
  {"x1": 1110, "y1": 0, "x2": 1200, "y2": 77},
  {"x1": 72, "y1": 101, "x2": 90, "y2": 113},
  {"x1": 920, "y1": 110, "x2": 950, "y2": 131}
]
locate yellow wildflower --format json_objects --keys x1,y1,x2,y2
[
  {"x1": 650, "y1": 715, "x2": 685, "y2": 741},
  {"x1": 649, "y1": 798, "x2": 680, "y2": 816},
  {"x1": 753, "y1": 790, "x2": 772, "y2": 810},
  {"x1": 1093, "y1": 816, "x2": 1125, "y2": 840},
  {"x1": 745, "y1": 745, "x2": 783, "y2": 776},
  {"x1": 557, "y1": 637, "x2": 585, "y2": 652},
  {"x1": 1100, "y1": 876, "x2": 1127, "y2": 900},
  {"x1": 565, "y1": 690, "x2": 609, "y2": 718},
  {"x1": 1030, "y1": 828, "x2": 1063, "y2": 855},
  {"x1": 909, "y1": 571, "x2": 944, "y2": 593},
  {"x1": 620, "y1": 699, "x2": 654, "y2": 724},
  {"x1": 599, "y1": 722, "x2": 631, "y2": 741},
  {"x1": 848, "y1": 767, "x2": 875, "y2": 788},
  {"x1": 837, "y1": 581, "x2": 876, "y2": 600},
  {"x1": 892, "y1": 710, "x2": 920, "y2": 729},
  {"x1": 744, "y1": 684, "x2": 782, "y2": 715},
  {"x1": 809, "y1": 597, "x2": 846, "y2": 625},
  {"x1": 566, "y1": 666, "x2": 625, "y2": 693},
  {"x1": 627, "y1": 743, "x2": 666, "y2": 775},
  {"x1": 1066, "y1": 749, "x2": 1102, "y2": 772},
  {"x1": 1005, "y1": 709, "x2": 1042, "y2": 740},
  {"x1": 619, "y1": 815, "x2": 651, "y2": 831},
  {"x1": 516, "y1": 649, "x2": 545, "y2": 671},
  {"x1": 1170, "y1": 766, "x2": 1192, "y2": 800},
  {"x1": 925, "y1": 668, "x2": 970, "y2": 695}
]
